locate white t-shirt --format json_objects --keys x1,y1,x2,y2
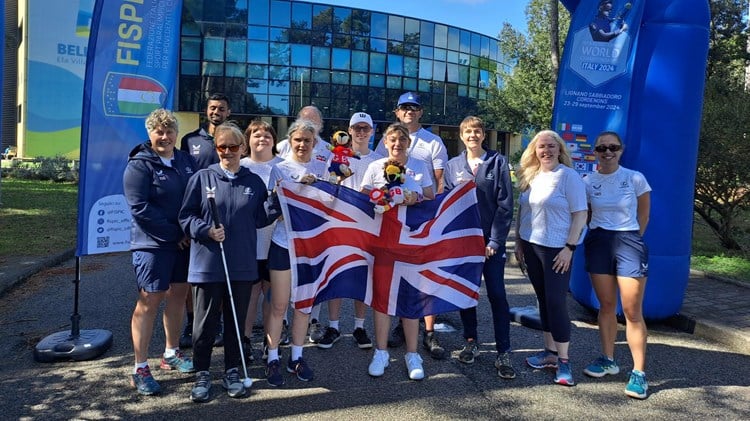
[
  {"x1": 518, "y1": 164, "x2": 587, "y2": 248},
  {"x1": 340, "y1": 150, "x2": 384, "y2": 190},
  {"x1": 360, "y1": 156, "x2": 433, "y2": 194},
  {"x1": 240, "y1": 155, "x2": 284, "y2": 259},
  {"x1": 584, "y1": 166, "x2": 651, "y2": 231},
  {"x1": 375, "y1": 127, "x2": 448, "y2": 187},
  {"x1": 276, "y1": 135, "x2": 332, "y2": 162},
  {"x1": 268, "y1": 158, "x2": 329, "y2": 248}
]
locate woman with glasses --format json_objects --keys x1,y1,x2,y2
[
  {"x1": 123, "y1": 108, "x2": 198, "y2": 396},
  {"x1": 179, "y1": 122, "x2": 275, "y2": 402},
  {"x1": 515, "y1": 130, "x2": 587, "y2": 387},
  {"x1": 582, "y1": 131, "x2": 651, "y2": 399},
  {"x1": 264, "y1": 119, "x2": 329, "y2": 387}
]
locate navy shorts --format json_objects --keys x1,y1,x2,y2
[
  {"x1": 132, "y1": 248, "x2": 189, "y2": 293},
  {"x1": 584, "y1": 228, "x2": 648, "y2": 278},
  {"x1": 256, "y1": 259, "x2": 270, "y2": 283},
  {"x1": 267, "y1": 242, "x2": 291, "y2": 271}
]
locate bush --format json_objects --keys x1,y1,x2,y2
[{"x1": 1, "y1": 156, "x2": 79, "y2": 183}]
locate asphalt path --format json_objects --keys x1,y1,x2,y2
[{"x1": 1, "y1": 253, "x2": 748, "y2": 420}]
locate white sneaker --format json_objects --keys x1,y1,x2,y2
[
  {"x1": 405, "y1": 352, "x2": 424, "y2": 380},
  {"x1": 368, "y1": 349, "x2": 390, "y2": 377}
]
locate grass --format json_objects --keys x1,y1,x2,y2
[
  {"x1": 0, "y1": 179, "x2": 78, "y2": 260},
  {"x1": 0, "y1": 178, "x2": 748, "y2": 283}
]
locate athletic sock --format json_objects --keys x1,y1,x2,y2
[
  {"x1": 354, "y1": 318, "x2": 365, "y2": 330},
  {"x1": 267, "y1": 347, "x2": 279, "y2": 362},
  {"x1": 291, "y1": 345, "x2": 303, "y2": 361},
  {"x1": 163, "y1": 347, "x2": 178, "y2": 358},
  {"x1": 135, "y1": 361, "x2": 148, "y2": 373},
  {"x1": 329, "y1": 320, "x2": 340, "y2": 330}
]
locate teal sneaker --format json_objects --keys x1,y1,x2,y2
[
  {"x1": 554, "y1": 359, "x2": 575, "y2": 386},
  {"x1": 625, "y1": 370, "x2": 648, "y2": 399},
  {"x1": 130, "y1": 366, "x2": 161, "y2": 396},
  {"x1": 160, "y1": 349, "x2": 195, "y2": 373},
  {"x1": 526, "y1": 350, "x2": 558, "y2": 369},
  {"x1": 583, "y1": 355, "x2": 620, "y2": 378}
]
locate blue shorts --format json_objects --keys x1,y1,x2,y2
[
  {"x1": 584, "y1": 228, "x2": 648, "y2": 278},
  {"x1": 267, "y1": 242, "x2": 291, "y2": 271},
  {"x1": 132, "y1": 249, "x2": 189, "y2": 293},
  {"x1": 257, "y1": 259, "x2": 270, "y2": 283}
]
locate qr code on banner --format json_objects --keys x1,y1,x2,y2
[{"x1": 96, "y1": 237, "x2": 110, "y2": 248}]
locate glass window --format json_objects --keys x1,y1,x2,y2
[
  {"x1": 311, "y1": 82, "x2": 330, "y2": 98},
  {"x1": 181, "y1": 37, "x2": 200, "y2": 60},
  {"x1": 203, "y1": 37, "x2": 224, "y2": 61},
  {"x1": 419, "y1": 59, "x2": 433, "y2": 79},
  {"x1": 312, "y1": 46, "x2": 330, "y2": 68},
  {"x1": 481, "y1": 36, "x2": 490, "y2": 57},
  {"x1": 292, "y1": 2, "x2": 311, "y2": 29},
  {"x1": 270, "y1": 0, "x2": 290, "y2": 27},
  {"x1": 434, "y1": 24, "x2": 448, "y2": 49},
  {"x1": 420, "y1": 46, "x2": 433, "y2": 59},
  {"x1": 312, "y1": 5, "x2": 333, "y2": 33},
  {"x1": 387, "y1": 76, "x2": 402, "y2": 89},
  {"x1": 490, "y1": 41, "x2": 498, "y2": 61},
  {"x1": 249, "y1": 94, "x2": 268, "y2": 111},
  {"x1": 434, "y1": 48, "x2": 447, "y2": 61},
  {"x1": 268, "y1": 81, "x2": 289, "y2": 95},
  {"x1": 249, "y1": 0, "x2": 269, "y2": 26},
  {"x1": 419, "y1": 79, "x2": 431, "y2": 93},
  {"x1": 448, "y1": 27, "x2": 459, "y2": 51},
  {"x1": 290, "y1": 44, "x2": 311, "y2": 67},
  {"x1": 334, "y1": 7, "x2": 351, "y2": 34},
  {"x1": 403, "y1": 77, "x2": 417, "y2": 91},
  {"x1": 202, "y1": 62, "x2": 224, "y2": 76},
  {"x1": 431, "y1": 81, "x2": 444, "y2": 94},
  {"x1": 459, "y1": 52, "x2": 470, "y2": 65},
  {"x1": 458, "y1": 85, "x2": 467, "y2": 97},
  {"x1": 420, "y1": 21, "x2": 434, "y2": 46},
  {"x1": 332, "y1": 48, "x2": 351, "y2": 70},
  {"x1": 181, "y1": 61, "x2": 199, "y2": 76},
  {"x1": 447, "y1": 63, "x2": 459, "y2": 83},
  {"x1": 248, "y1": 41, "x2": 268, "y2": 64},
  {"x1": 469, "y1": 87, "x2": 478, "y2": 98},
  {"x1": 351, "y1": 10, "x2": 371, "y2": 36},
  {"x1": 404, "y1": 57, "x2": 418, "y2": 77},
  {"x1": 370, "y1": 52, "x2": 386, "y2": 74},
  {"x1": 311, "y1": 69, "x2": 330, "y2": 83},
  {"x1": 227, "y1": 1, "x2": 248, "y2": 24},
  {"x1": 471, "y1": 33, "x2": 481, "y2": 55},
  {"x1": 332, "y1": 71, "x2": 349, "y2": 84},
  {"x1": 404, "y1": 18, "x2": 420, "y2": 43},
  {"x1": 460, "y1": 30, "x2": 471, "y2": 53},
  {"x1": 226, "y1": 24, "x2": 247, "y2": 38},
  {"x1": 351, "y1": 72, "x2": 368, "y2": 86},
  {"x1": 201, "y1": 23, "x2": 225, "y2": 37},
  {"x1": 226, "y1": 39, "x2": 247, "y2": 62},
  {"x1": 333, "y1": 34, "x2": 352, "y2": 48},
  {"x1": 433, "y1": 61, "x2": 446, "y2": 81},
  {"x1": 270, "y1": 28, "x2": 288, "y2": 42},
  {"x1": 387, "y1": 41, "x2": 403, "y2": 55},
  {"x1": 447, "y1": 50, "x2": 459, "y2": 64},
  {"x1": 370, "y1": 38, "x2": 387, "y2": 53},
  {"x1": 226, "y1": 63, "x2": 246, "y2": 77},
  {"x1": 479, "y1": 69, "x2": 490, "y2": 88},
  {"x1": 371, "y1": 13, "x2": 387, "y2": 39},
  {"x1": 182, "y1": 20, "x2": 200, "y2": 36},
  {"x1": 269, "y1": 42, "x2": 289, "y2": 65},
  {"x1": 369, "y1": 74, "x2": 385, "y2": 88},
  {"x1": 470, "y1": 67, "x2": 479, "y2": 86},
  {"x1": 248, "y1": 64, "x2": 268, "y2": 79},
  {"x1": 459, "y1": 65, "x2": 469, "y2": 84},
  {"x1": 268, "y1": 95, "x2": 289, "y2": 115},
  {"x1": 351, "y1": 50, "x2": 368, "y2": 72},
  {"x1": 387, "y1": 54, "x2": 403, "y2": 75},
  {"x1": 269, "y1": 65, "x2": 289, "y2": 81},
  {"x1": 248, "y1": 25, "x2": 268, "y2": 41},
  {"x1": 388, "y1": 15, "x2": 404, "y2": 41}
]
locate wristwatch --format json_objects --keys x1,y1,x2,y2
[{"x1": 565, "y1": 243, "x2": 577, "y2": 251}]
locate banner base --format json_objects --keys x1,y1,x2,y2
[{"x1": 34, "y1": 329, "x2": 113, "y2": 363}]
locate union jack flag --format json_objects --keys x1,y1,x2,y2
[{"x1": 277, "y1": 180, "x2": 486, "y2": 318}]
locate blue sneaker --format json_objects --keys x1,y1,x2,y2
[
  {"x1": 130, "y1": 366, "x2": 161, "y2": 395},
  {"x1": 265, "y1": 359, "x2": 285, "y2": 387},
  {"x1": 287, "y1": 356, "x2": 314, "y2": 381},
  {"x1": 625, "y1": 370, "x2": 648, "y2": 399},
  {"x1": 526, "y1": 350, "x2": 558, "y2": 369},
  {"x1": 554, "y1": 359, "x2": 575, "y2": 386},
  {"x1": 583, "y1": 356, "x2": 620, "y2": 378},
  {"x1": 160, "y1": 349, "x2": 195, "y2": 373}
]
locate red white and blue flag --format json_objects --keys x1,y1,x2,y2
[{"x1": 277, "y1": 180, "x2": 486, "y2": 318}]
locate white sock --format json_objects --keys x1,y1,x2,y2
[
  {"x1": 329, "y1": 320, "x2": 340, "y2": 330},
  {"x1": 291, "y1": 345, "x2": 303, "y2": 361},
  {"x1": 354, "y1": 318, "x2": 365, "y2": 329},
  {"x1": 134, "y1": 361, "x2": 148, "y2": 373},
  {"x1": 163, "y1": 347, "x2": 177, "y2": 358},
  {"x1": 268, "y1": 348, "x2": 279, "y2": 362}
]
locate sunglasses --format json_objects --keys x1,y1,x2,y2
[
  {"x1": 398, "y1": 105, "x2": 421, "y2": 112},
  {"x1": 352, "y1": 125, "x2": 372, "y2": 132},
  {"x1": 594, "y1": 144, "x2": 622, "y2": 153},
  {"x1": 216, "y1": 144, "x2": 242, "y2": 152}
]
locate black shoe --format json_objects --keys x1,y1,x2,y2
[
  {"x1": 387, "y1": 323, "x2": 405, "y2": 348},
  {"x1": 423, "y1": 331, "x2": 446, "y2": 360},
  {"x1": 179, "y1": 323, "x2": 193, "y2": 349},
  {"x1": 353, "y1": 327, "x2": 373, "y2": 349},
  {"x1": 317, "y1": 327, "x2": 341, "y2": 349}
]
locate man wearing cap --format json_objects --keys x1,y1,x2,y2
[
  {"x1": 316, "y1": 112, "x2": 383, "y2": 350},
  {"x1": 276, "y1": 105, "x2": 332, "y2": 162},
  {"x1": 375, "y1": 92, "x2": 450, "y2": 360}
]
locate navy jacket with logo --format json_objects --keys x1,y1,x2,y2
[{"x1": 181, "y1": 127, "x2": 220, "y2": 169}]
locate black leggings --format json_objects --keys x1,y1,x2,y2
[{"x1": 521, "y1": 239, "x2": 572, "y2": 343}]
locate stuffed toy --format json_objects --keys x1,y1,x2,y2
[
  {"x1": 327, "y1": 130, "x2": 360, "y2": 183},
  {"x1": 369, "y1": 159, "x2": 408, "y2": 214}
]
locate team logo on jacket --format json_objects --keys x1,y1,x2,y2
[
  {"x1": 205, "y1": 186, "x2": 217, "y2": 199},
  {"x1": 243, "y1": 187, "x2": 254, "y2": 197},
  {"x1": 155, "y1": 169, "x2": 167, "y2": 181},
  {"x1": 191, "y1": 145, "x2": 201, "y2": 155},
  {"x1": 485, "y1": 172, "x2": 495, "y2": 180},
  {"x1": 103, "y1": 72, "x2": 166, "y2": 118},
  {"x1": 184, "y1": 167, "x2": 194, "y2": 175}
]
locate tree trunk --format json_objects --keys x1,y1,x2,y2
[{"x1": 549, "y1": 0, "x2": 560, "y2": 106}]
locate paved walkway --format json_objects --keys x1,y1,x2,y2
[{"x1": 0, "y1": 248, "x2": 748, "y2": 355}]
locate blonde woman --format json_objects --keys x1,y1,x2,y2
[{"x1": 514, "y1": 130, "x2": 587, "y2": 386}]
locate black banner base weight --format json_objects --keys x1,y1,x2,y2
[
  {"x1": 509, "y1": 306, "x2": 543, "y2": 331},
  {"x1": 34, "y1": 329, "x2": 113, "y2": 363}
]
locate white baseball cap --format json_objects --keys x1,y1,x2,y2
[{"x1": 349, "y1": 112, "x2": 373, "y2": 128}]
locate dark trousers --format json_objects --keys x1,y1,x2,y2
[
  {"x1": 520, "y1": 239, "x2": 572, "y2": 343},
  {"x1": 460, "y1": 254, "x2": 511, "y2": 353},
  {"x1": 192, "y1": 281, "x2": 251, "y2": 372}
]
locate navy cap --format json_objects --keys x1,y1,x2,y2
[{"x1": 397, "y1": 92, "x2": 421, "y2": 107}]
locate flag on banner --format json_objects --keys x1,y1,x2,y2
[{"x1": 277, "y1": 180, "x2": 486, "y2": 318}]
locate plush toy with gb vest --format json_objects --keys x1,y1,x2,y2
[
  {"x1": 369, "y1": 159, "x2": 409, "y2": 214},
  {"x1": 326, "y1": 130, "x2": 361, "y2": 183}
]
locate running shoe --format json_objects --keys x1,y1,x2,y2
[
  {"x1": 495, "y1": 352, "x2": 517, "y2": 379},
  {"x1": 317, "y1": 327, "x2": 341, "y2": 349},
  {"x1": 222, "y1": 367, "x2": 246, "y2": 398},
  {"x1": 287, "y1": 356, "x2": 314, "y2": 381},
  {"x1": 190, "y1": 371, "x2": 211, "y2": 403},
  {"x1": 423, "y1": 331, "x2": 447, "y2": 360},
  {"x1": 554, "y1": 359, "x2": 575, "y2": 386},
  {"x1": 405, "y1": 352, "x2": 425, "y2": 380},
  {"x1": 265, "y1": 359, "x2": 285, "y2": 387},
  {"x1": 308, "y1": 320, "x2": 325, "y2": 344},
  {"x1": 625, "y1": 370, "x2": 648, "y2": 399},
  {"x1": 353, "y1": 327, "x2": 373, "y2": 349},
  {"x1": 368, "y1": 349, "x2": 390, "y2": 377},
  {"x1": 160, "y1": 349, "x2": 195, "y2": 373},
  {"x1": 583, "y1": 355, "x2": 620, "y2": 378},
  {"x1": 457, "y1": 339, "x2": 479, "y2": 364},
  {"x1": 526, "y1": 350, "x2": 558, "y2": 369},
  {"x1": 130, "y1": 366, "x2": 161, "y2": 396}
]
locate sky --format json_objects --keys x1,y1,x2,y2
[{"x1": 316, "y1": 0, "x2": 529, "y2": 38}]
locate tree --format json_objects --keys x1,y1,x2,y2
[
  {"x1": 480, "y1": 0, "x2": 569, "y2": 133},
  {"x1": 694, "y1": 0, "x2": 750, "y2": 250}
]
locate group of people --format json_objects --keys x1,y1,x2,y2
[{"x1": 123, "y1": 90, "x2": 652, "y2": 403}]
